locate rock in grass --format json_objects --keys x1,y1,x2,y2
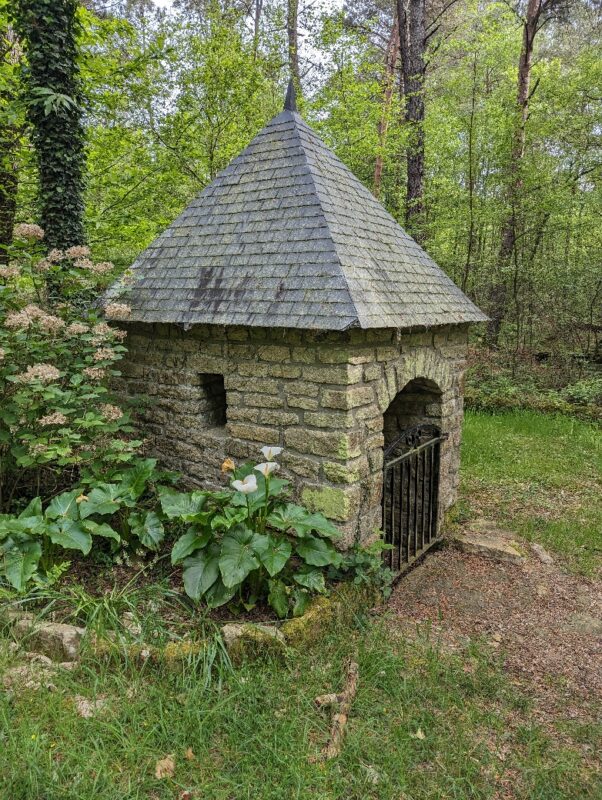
[
  {"x1": 530, "y1": 542, "x2": 554, "y2": 564},
  {"x1": 12, "y1": 619, "x2": 85, "y2": 662},
  {"x1": 221, "y1": 623, "x2": 286, "y2": 664},
  {"x1": 451, "y1": 531, "x2": 524, "y2": 564}
]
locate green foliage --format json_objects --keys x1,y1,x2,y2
[
  {"x1": 169, "y1": 453, "x2": 343, "y2": 617},
  {"x1": 0, "y1": 457, "x2": 167, "y2": 591},
  {"x1": 11, "y1": 0, "x2": 86, "y2": 251}
]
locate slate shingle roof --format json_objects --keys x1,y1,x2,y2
[{"x1": 106, "y1": 109, "x2": 487, "y2": 330}]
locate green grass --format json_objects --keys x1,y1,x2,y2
[
  {"x1": 461, "y1": 410, "x2": 601, "y2": 575},
  {"x1": 1, "y1": 409, "x2": 600, "y2": 798},
  {"x1": 1, "y1": 619, "x2": 598, "y2": 800}
]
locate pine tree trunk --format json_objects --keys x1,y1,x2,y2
[
  {"x1": 398, "y1": 0, "x2": 426, "y2": 241},
  {"x1": 287, "y1": 0, "x2": 301, "y2": 91},
  {"x1": 373, "y1": 18, "x2": 400, "y2": 200}
]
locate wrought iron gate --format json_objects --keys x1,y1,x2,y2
[{"x1": 382, "y1": 424, "x2": 445, "y2": 573}]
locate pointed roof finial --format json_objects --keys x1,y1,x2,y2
[{"x1": 284, "y1": 79, "x2": 297, "y2": 112}]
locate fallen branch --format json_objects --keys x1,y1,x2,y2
[{"x1": 313, "y1": 659, "x2": 359, "y2": 761}]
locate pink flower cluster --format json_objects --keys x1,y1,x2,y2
[
  {"x1": 93, "y1": 347, "x2": 115, "y2": 363},
  {"x1": 83, "y1": 366, "x2": 105, "y2": 381},
  {"x1": 16, "y1": 363, "x2": 61, "y2": 384},
  {"x1": 66, "y1": 245, "x2": 91, "y2": 259},
  {"x1": 4, "y1": 304, "x2": 65, "y2": 334},
  {"x1": 0, "y1": 264, "x2": 19, "y2": 280},
  {"x1": 13, "y1": 223, "x2": 44, "y2": 240},
  {"x1": 66, "y1": 322, "x2": 89, "y2": 336},
  {"x1": 39, "y1": 411, "x2": 68, "y2": 426},
  {"x1": 100, "y1": 404, "x2": 123, "y2": 422},
  {"x1": 104, "y1": 302, "x2": 132, "y2": 320}
]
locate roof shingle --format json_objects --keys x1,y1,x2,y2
[{"x1": 106, "y1": 109, "x2": 487, "y2": 330}]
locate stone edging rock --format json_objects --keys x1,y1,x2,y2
[{"x1": 1, "y1": 582, "x2": 380, "y2": 673}]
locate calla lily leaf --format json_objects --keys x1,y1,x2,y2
[
  {"x1": 219, "y1": 526, "x2": 260, "y2": 588},
  {"x1": 295, "y1": 536, "x2": 341, "y2": 567},
  {"x1": 252, "y1": 534, "x2": 292, "y2": 577},
  {"x1": 48, "y1": 520, "x2": 93, "y2": 554},
  {"x1": 171, "y1": 527, "x2": 211, "y2": 564},
  {"x1": 2, "y1": 540, "x2": 42, "y2": 591},
  {"x1": 183, "y1": 543, "x2": 221, "y2": 600}
]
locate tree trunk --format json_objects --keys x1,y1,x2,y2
[
  {"x1": 287, "y1": 0, "x2": 301, "y2": 91},
  {"x1": 12, "y1": 0, "x2": 86, "y2": 254},
  {"x1": 0, "y1": 27, "x2": 20, "y2": 264},
  {"x1": 373, "y1": 18, "x2": 400, "y2": 200},
  {"x1": 397, "y1": 0, "x2": 426, "y2": 241},
  {"x1": 486, "y1": 0, "x2": 542, "y2": 345},
  {"x1": 252, "y1": 0, "x2": 263, "y2": 60},
  {"x1": 461, "y1": 53, "x2": 478, "y2": 292}
]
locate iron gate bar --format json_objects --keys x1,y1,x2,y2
[{"x1": 382, "y1": 424, "x2": 447, "y2": 574}]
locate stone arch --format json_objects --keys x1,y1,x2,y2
[
  {"x1": 376, "y1": 349, "x2": 455, "y2": 415},
  {"x1": 383, "y1": 377, "x2": 442, "y2": 450}
]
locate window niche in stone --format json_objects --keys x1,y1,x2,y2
[{"x1": 198, "y1": 373, "x2": 227, "y2": 428}]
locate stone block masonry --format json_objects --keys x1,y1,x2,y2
[{"x1": 115, "y1": 323, "x2": 469, "y2": 548}]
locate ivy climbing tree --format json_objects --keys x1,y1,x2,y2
[{"x1": 11, "y1": 0, "x2": 86, "y2": 251}]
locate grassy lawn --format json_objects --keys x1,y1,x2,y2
[
  {"x1": 461, "y1": 410, "x2": 601, "y2": 575},
  {"x1": 1, "y1": 621, "x2": 598, "y2": 800},
  {"x1": 0, "y1": 410, "x2": 600, "y2": 799}
]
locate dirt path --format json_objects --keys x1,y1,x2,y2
[{"x1": 388, "y1": 542, "x2": 602, "y2": 724}]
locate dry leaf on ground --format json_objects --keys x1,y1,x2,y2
[{"x1": 155, "y1": 754, "x2": 176, "y2": 779}]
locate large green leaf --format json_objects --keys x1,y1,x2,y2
[
  {"x1": 266, "y1": 504, "x2": 308, "y2": 532},
  {"x1": 219, "y1": 526, "x2": 260, "y2": 588},
  {"x1": 48, "y1": 520, "x2": 93, "y2": 554},
  {"x1": 118, "y1": 459, "x2": 157, "y2": 500},
  {"x1": 182, "y1": 543, "x2": 220, "y2": 600},
  {"x1": 158, "y1": 487, "x2": 207, "y2": 520},
  {"x1": 292, "y1": 512, "x2": 340, "y2": 540},
  {"x1": 295, "y1": 536, "x2": 341, "y2": 567},
  {"x1": 268, "y1": 579, "x2": 289, "y2": 619},
  {"x1": 19, "y1": 497, "x2": 42, "y2": 519},
  {"x1": 252, "y1": 534, "x2": 292, "y2": 577},
  {"x1": 2, "y1": 540, "x2": 42, "y2": 591},
  {"x1": 46, "y1": 490, "x2": 80, "y2": 521},
  {"x1": 171, "y1": 527, "x2": 211, "y2": 564},
  {"x1": 129, "y1": 511, "x2": 164, "y2": 550},
  {"x1": 267, "y1": 505, "x2": 339, "y2": 539},
  {"x1": 292, "y1": 587, "x2": 311, "y2": 617},
  {"x1": 210, "y1": 506, "x2": 246, "y2": 530},
  {"x1": 79, "y1": 484, "x2": 122, "y2": 519},
  {"x1": 204, "y1": 577, "x2": 237, "y2": 609},
  {"x1": 293, "y1": 568, "x2": 326, "y2": 593},
  {"x1": 82, "y1": 520, "x2": 120, "y2": 542}
]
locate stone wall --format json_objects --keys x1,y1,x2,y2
[{"x1": 115, "y1": 323, "x2": 469, "y2": 547}]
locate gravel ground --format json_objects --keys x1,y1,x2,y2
[{"x1": 388, "y1": 542, "x2": 602, "y2": 724}]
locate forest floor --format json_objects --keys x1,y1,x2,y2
[{"x1": 0, "y1": 410, "x2": 600, "y2": 799}]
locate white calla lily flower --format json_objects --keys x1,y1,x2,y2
[
  {"x1": 232, "y1": 474, "x2": 258, "y2": 494},
  {"x1": 254, "y1": 461, "x2": 278, "y2": 477},
  {"x1": 260, "y1": 445, "x2": 283, "y2": 461}
]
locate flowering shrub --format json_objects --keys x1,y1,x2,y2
[
  {"x1": 0, "y1": 225, "x2": 140, "y2": 509},
  {"x1": 167, "y1": 446, "x2": 344, "y2": 617}
]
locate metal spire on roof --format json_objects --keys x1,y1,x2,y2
[{"x1": 284, "y1": 79, "x2": 297, "y2": 112}]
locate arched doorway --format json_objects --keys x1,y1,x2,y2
[{"x1": 382, "y1": 378, "x2": 445, "y2": 573}]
